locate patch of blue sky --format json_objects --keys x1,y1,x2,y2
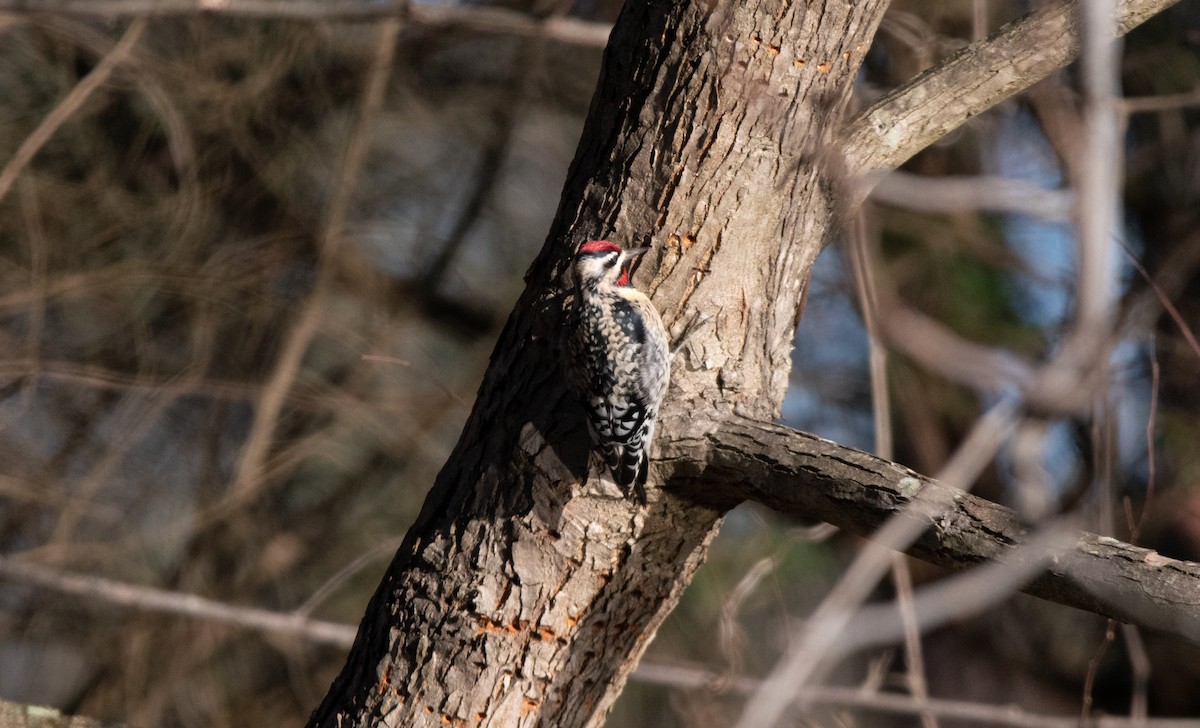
[
  {"x1": 986, "y1": 108, "x2": 1076, "y2": 331},
  {"x1": 987, "y1": 107, "x2": 1150, "y2": 502},
  {"x1": 784, "y1": 248, "x2": 875, "y2": 453}
]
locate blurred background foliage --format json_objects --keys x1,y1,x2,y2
[{"x1": 0, "y1": 1, "x2": 1198, "y2": 726}]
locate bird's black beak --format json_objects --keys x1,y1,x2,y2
[{"x1": 623, "y1": 247, "x2": 651, "y2": 258}]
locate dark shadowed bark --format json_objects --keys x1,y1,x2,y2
[{"x1": 307, "y1": 0, "x2": 1191, "y2": 726}]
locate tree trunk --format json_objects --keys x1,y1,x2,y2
[
  {"x1": 307, "y1": 1, "x2": 887, "y2": 725},
  {"x1": 308, "y1": 0, "x2": 1192, "y2": 725}
]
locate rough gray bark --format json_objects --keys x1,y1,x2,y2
[{"x1": 308, "y1": 0, "x2": 1191, "y2": 726}]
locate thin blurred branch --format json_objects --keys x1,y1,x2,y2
[
  {"x1": 0, "y1": 359, "x2": 267, "y2": 402},
  {"x1": 16, "y1": 178, "x2": 48, "y2": 415},
  {"x1": 1122, "y1": 342, "x2": 1160, "y2": 546},
  {"x1": 1082, "y1": 620, "x2": 1119, "y2": 722},
  {"x1": 717, "y1": 556, "x2": 775, "y2": 678},
  {"x1": 226, "y1": 18, "x2": 400, "y2": 505},
  {"x1": 871, "y1": 172, "x2": 1073, "y2": 221},
  {"x1": 295, "y1": 536, "x2": 405, "y2": 619},
  {"x1": 848, "y1": 212, "x2": 936, "y2": 728},
  {"x1": 46, "y1": 391, "x2": 177, "y2": 555},
  {"x1": 0, "y1": 0, "x2": 612, "y2": 47},
  {"x1": 876, "y1": 303, "x2": 1035, "y2": 393},
  {"x1": 733, "y1": 399, "x2": 1020, "y2": 728},
  {"x1": 0, "y1": 16, "x2": 147, "y2": 203},
  {"x1": 1027, "y1": 73, "x2": 1088, "y2": 181},
  {"x1": 1075, "y1": 0, "x2": 1121, "y2": 342},
  {"x1": 0, "y1": 475, "x2": 123, "y2": 523},
  {"x1": 634, "y1": 662, "x2": 1198, "y2": 728},
  {"x1": 0, "y1": 557, "x2": 357, "y2": 647},
  {"x1": 889, "y1": 554, "x2": 937, "y2": 728},
  {"x1": 840, "y1": 525, "x2": 1076, "y2": 655},
  {"x1": 839, "y1": 191, "x2": 1040, "y2": 394},
  {"x1": 419, "y1": 27, "x2": 535, "y2": 292},
  {"x1": 1121, "y1": 239, "x2": 1200, "y2": 362},
  {"x1": 1123, "y1": 623, "x2": 1151, "y2": 728},
  {"x1": 1119, "y1": 86, "x2": 1200, "y2": 114},
  {"x1": 847, "y1": 212, "x2": 892, "y2": 460},
  {"x1": 972, "y1": 0, "x2": 988, "y2": 41}
]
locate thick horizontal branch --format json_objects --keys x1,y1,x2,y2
[
  {"x1": 842, "y1": 0, "x2": 1182, "y2": 184},
  {"x1": 659, "y1": 413, "x2": 1200, "y2": 643},
  {"x1": 0, "y1": 0, "x2": 612, "y2": 46}
]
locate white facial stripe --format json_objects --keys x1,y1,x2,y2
[{"x1": 576, "y1": 251, "x2": 623, "y2": 283}]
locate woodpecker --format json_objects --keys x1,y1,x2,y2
[{"x1": 565, "y1": 240, "x2": 670, "y2": 499}]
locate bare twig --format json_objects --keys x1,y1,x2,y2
[
  {"x1": 225, "y1": 18, "x2": 400, "y2": 505},
  {"x1": 16, "y1": 177, "x2": 48, "y2": 415},
  {"x1": 1125, "y1": 350, "x2": 1159, "y2": 544},
  {"x1": 420, "y1": 94, "x2": 523, "y2": 292},
  {"x1": 360, "y1": 354, "x2": 472, "y2": 410},
  {"x1": 1076, "y1": 0, "x2": 1122, "y2": 339},
  {"x1": 852, "y1": 209, "x2": 919, "y2": 721},
  {"x1": 635, "y1": 662, "x2": 1198, "y2": 728},
  {"x1": 839, "y1": 525, "x2": 1076, "y2": 655},
  {"x1": 871, "y1": 172, "x2": 1072, "y2": 222},
  {"x1": 295, "y1": 537, "x2": 405, "y2": 619},
  {"x1": 1120, "y1": 241, "x2": 1200, "y2": 362},
  {"x1": 1082, "y1": 620, "x2": 1118, "y2": 722},
  {"x1": 972, "y1": 0, "x2": 988, "y2": 42},
  {"x1": 0, "y1": 475, "x2": 123, "y2": 524},
  {"x1": 848, "y1": 212, "x2": 936, "y2": 728},
  {"x1": 46, "y1": 390, "x2": 177, "y2": 554},
  {"x1": 0, "y1": 358, "x2": 292, "y2": 404},
  {"x1": 733, "y1": 399, "x2": 1020, "y2": 728},
  {"x1": 889, "y1": 555, "x2": 937, "y2": 728},
  {"x1": 1119, "y1": 86, "x2": 1200, "y2": 114},
  {"x1": 0, "y1": 557, "x2": 357, "y2": 647},
  {"x1": 0, "y1": 17, "x2": 147, "y2": 203},
  {"x1": 847, "y1": 212, "x2": 891, "y2": 460},
  {"x1": 718, "y1": 556, "x2": 775, "y2": 678},
  {"x1": 1122, "y1": 623, "x2": 1150, "y2": 728},
  {"x1": 876, "y1": 302, "x2": 1035, "y2": 393},
  {"x1": 0, "y1": 0, "x2": 612, "y2": 47}
]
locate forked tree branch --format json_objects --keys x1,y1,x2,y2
[{"x1": 842, "y1": 0, "x2": 1183, "y2": 187}]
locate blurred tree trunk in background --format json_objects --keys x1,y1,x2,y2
[{"x1": 307, "y1": 0, "x2": 889, "y2": 725}]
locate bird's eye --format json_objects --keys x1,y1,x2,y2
[{"x1": 605, "y1": 254, "x2": 619, "y2": 267}]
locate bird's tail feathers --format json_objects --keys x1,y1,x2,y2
[{"x1": 614, "y1": 446, "x2": 648, "y2": 504}]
